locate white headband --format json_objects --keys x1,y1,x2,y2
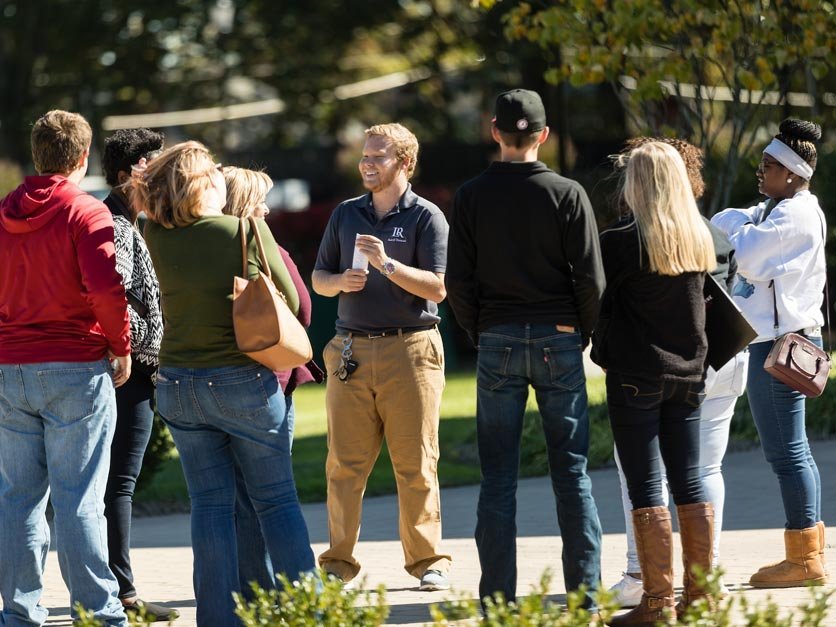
[{"x1": 763, "y1": 138, "x2": 814, "y2": 180}]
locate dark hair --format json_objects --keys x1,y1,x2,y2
[
  {"x1": 102, "y1": 128, "x2": 165, "y2": 186},
  {"x1": 496, "y1": 128, "x2": 541, "y2": 150},
  {"x1": 775, "y1": 118, "x2": 821, "y2": 170}
]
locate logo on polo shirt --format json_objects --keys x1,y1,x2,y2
[{"x1": 387, "y1": 226, "x2": 407, "y2": 243}]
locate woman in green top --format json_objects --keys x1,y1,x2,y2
[{"x1": 132, "y1": 141, "x2": 316, "y2": 626}]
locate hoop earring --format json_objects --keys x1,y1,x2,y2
[{"x1": 787, "y1": 178, "x2": 793, "y2": 184}]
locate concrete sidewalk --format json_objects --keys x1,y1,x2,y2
[{"x1": 38, "y1": 439, "x2": 836, "y2": 625}]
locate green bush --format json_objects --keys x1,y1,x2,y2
[
  {"x1": 515, "y1": 369, "x2": 836, "y2": 478},
  {"x1": 135, "y1": 412, "x2": 176, "y2": 496},
  {"x1": 73, "y1": 566, "x2": 833, "y2": 626},
  {"x1": 234, "y1": 571, "x2": 389, "y2": 626},
  {"x1": 430, "y1": 569, "x2": 616, "y2": 626},
  {"x1": 73, "y1": 602, "x2": 174, "y2": 626},
  {"x1": 0, "y1": 160, "x2": 22, "y2": 198}
]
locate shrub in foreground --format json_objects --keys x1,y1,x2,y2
[{"x1": 74, "y1": 566, "x2": 833, "y2": 626}]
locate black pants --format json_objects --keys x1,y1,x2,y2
[
  {"x1": 104, "y1": 368, "x2": 155, "y2": 599},
  {"x1": 606, "y1": 372, "x2": 706, "y2": 509}
]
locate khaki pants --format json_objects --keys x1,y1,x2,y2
[{"x1": 317, "y1": 327, "x2": 451, "y2": 581}]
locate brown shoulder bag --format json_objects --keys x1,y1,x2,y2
[
  {"x1": 232, "y1": 216, "x2": 313, "y2": 370},
  {"x1": 763, "y1": 213, "x2": 831, "y2": 397}
]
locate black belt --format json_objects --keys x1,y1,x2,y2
[{"x1": 339, "y1": 324, "x2": 436, "y2": 339}]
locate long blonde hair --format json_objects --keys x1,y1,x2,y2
[
  {"x1": 129, "y1": 140, "x2": 218, "y2": 229},
  {"x1": 221, "y1": 167, "x2": 272, "y2": 218},
  {"x1": 623, "y1": 142, "x2": 715, "y2": 276}
]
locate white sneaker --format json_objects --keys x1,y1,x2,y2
[{"x1": 608, "y1": 572, "x2": 643, "y2": 608}]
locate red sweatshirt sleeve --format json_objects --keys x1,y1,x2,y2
[
  {"x1": 72, "y1": 200, "x2": 131, "y2": 356},
  {"x1": 279, "y1": 245, "x2": 312, "y2": 328}
]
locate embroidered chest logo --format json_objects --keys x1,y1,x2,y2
[{"x1": 387, "y1": 226, "x2": 407, "y2": 243}]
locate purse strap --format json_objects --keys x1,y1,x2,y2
[
  {"x1": 239, "y1": 216, "x2": 272, "y2": 280},
  {"x1": 769, "y1": 209, "x2": 830, "y2": 352}
]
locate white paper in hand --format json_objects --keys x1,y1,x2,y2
[{"x1": 352, "y1": 233, "x2": 369, "y2": 270}]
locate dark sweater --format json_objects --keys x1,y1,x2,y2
[
  {"x1": 446, "y1": 161, "x2": 605, "y2": 343},
  {"x1": 591, "y1": 216, "x2": 710, "y2": 382}
]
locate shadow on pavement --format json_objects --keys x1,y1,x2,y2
[{"x1": 120, "y1": 440, "x2": 834, "y2": 548}]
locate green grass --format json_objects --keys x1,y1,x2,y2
[
  {"x1": 135, "y1": 368, "x2": 836, "y2": 506},
  {"x1": 137, "y1": 372, "x2": 491, "y2": 505}
]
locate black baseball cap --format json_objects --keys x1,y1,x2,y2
[{"x1": 493, "y1": 89, "x2": 546, "y2": 133}]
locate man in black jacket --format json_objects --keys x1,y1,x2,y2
[{"x1": 446, "y1": 89, "x2": 605, "y2": 612}]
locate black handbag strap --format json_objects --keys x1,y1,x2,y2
[{"x1": 769, "y1": 209, "x2": 830, "y2": 353}]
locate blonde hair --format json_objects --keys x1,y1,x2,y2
[
  {"x1": 221, "y1": 167, "x2": 272, "y2": 218},
  {"x1": 129, "y1": 141, "x2": 217, "y2": 229},
  {"x1": 31, "y1": 110, "x2": 92, "y2": 175},
  {"x1": 364, "y1": 123, "x2": 419, "y2": 179},
  {"x1": 623, "y1": 142, "x2": 716, "y2": 276}
]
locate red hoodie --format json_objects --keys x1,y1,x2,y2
[{"x1": 0, "y1": 175, "x2": 130, "y2": 363}]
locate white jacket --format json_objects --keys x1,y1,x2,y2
[{"x1": 710, "y1": 190, "x2": 826, "y2": 343}]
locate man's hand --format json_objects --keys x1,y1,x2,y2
[
  {"x1": 354, "y1": 235, "x2": 387, "y2": 271},
  {"x1": 340, "y1": 268, "x2": 369, "y2": 293},
  {"x1": 109, "y1": 352, "x2": 132, "y2": 388}
]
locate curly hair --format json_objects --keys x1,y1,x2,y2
[
  {"x1": 102, "y1": 128, "x2": 165, "y2": 186},
  {"x1": 775, "y1": 118, "x2": 821, "y2": 171},
  {"x1": 623, "y1": 137, "x2": 705, "y2": 200}
]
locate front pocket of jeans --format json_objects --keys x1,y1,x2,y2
[
  {"x1": 37, "y1": 367, "x2": 97, "y2": 422},
  {"x1": 208, "y1": 372, "x2": 271, "y2": 419},
  {"x1": 543, "y1": 347, "x2": 584, "y2": 390},
  {"x1": 155, "y1": 376, "x2": 184, "y2": 420},
  {"x1": 477, "y1": 346, "x2": 512, "y2": 391}
]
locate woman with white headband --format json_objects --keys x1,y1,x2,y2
[{"x1": 711, "y1": 118, "x2": 827, "y2": 588}]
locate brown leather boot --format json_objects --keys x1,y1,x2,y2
[
  {"x1": 608, "y1": 506, "x2": 676, "y2": 626},
  {"x1": 817, "y1": 521, "x2": 828, "y2": 576},
  {"x1": 674, "y1": 502, "x2": 714, "y2": 618},
  {"x1": 749, "y1": 527, "x2": 826, "y2": 588}
]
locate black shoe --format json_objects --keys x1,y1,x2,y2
[{"x1": 124, "y1": 599, "x2": 180, "y2": 622}]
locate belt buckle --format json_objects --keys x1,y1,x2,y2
[{"x1": 367, "y1": 330, "x2": 389, "y2": 339}]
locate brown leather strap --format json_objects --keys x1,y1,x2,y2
[
  {"x1": 238, "y1": 216, "x2": 272, "y2": 279},
  {"x1": 239, "y1": 217, "x2": 248, "y2": 277},
  {"x1": 247, "y1": 216, "x2": 271, "y2": 279}
]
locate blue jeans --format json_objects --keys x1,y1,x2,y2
[
  {"x1": 156, "y1": 365, "x2": 315, "y2": 627},
  {"x1": 0, "y1": 361, "x2": 127, "y2": 627},
  {"x1": 475, "y1": 324, "x2": 602, "y2": 610},
  {"x1": 747, "y1": 339, "x2": 822, "y2": 529},
  {"x1": 236, "y1": 396, "x2": 295, "y2": 595}
]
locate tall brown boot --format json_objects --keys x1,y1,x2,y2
[
  {"x1": 608, "y1": 506, "x2": 676, "y2": 626},
  {"x1": 749, "y1": 527, "x2": 826, "y2": 588},
  {"x1": 675, "y1": 502, "x2": 715, "y2": 618},
  {"x1": 817, "y1": 521, "x2": 828, "y2": 577}
]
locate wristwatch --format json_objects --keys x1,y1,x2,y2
[{"x1": 381, "y1": 258, "x2": 397, "y2": 277}]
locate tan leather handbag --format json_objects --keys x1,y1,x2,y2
[{"x1": 232, "y1": 216, "x2": 313, "y2": 370}]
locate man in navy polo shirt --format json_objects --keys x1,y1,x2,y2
[{"x1": 312, "y1": 123, "x2": 452, "y2": 590}]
